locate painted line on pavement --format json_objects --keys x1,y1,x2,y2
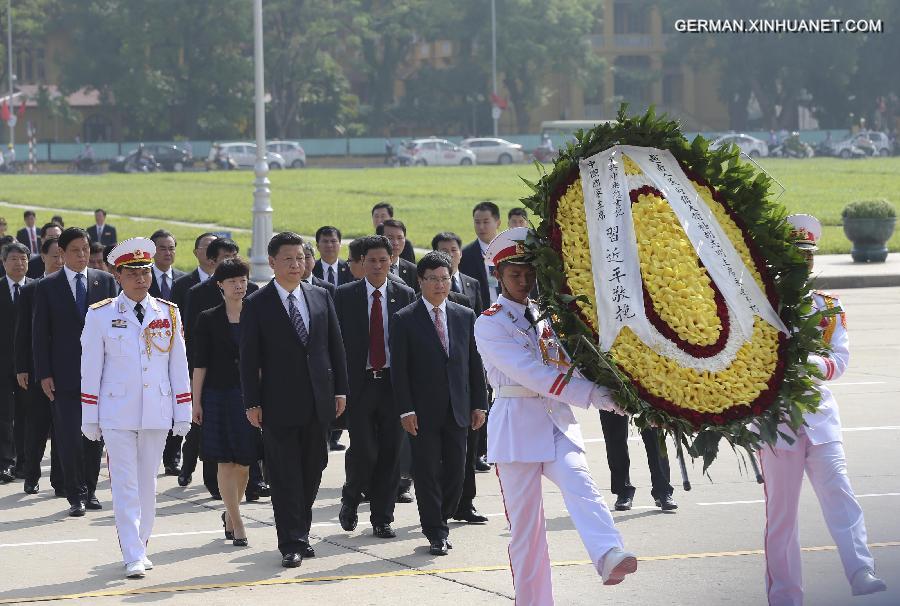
[
  {"x1": 3, "y1": 541, "x2": 898, "y2": 603},
  {"x1": 698, "y1": 492, "x2": 899, "y2": 506},
  {"x1": 830, "y1": 381, "x2": 887, "y2": 386},
  {"x1": 842, "y1": 426, "x2": 900, "y2": 432},
  {"x1": 0, "y1": 538, "x2": 98, "y2": 548}
]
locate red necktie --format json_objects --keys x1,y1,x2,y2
[{"x1": 369, "y1": 289, "x2": 386, "y2": 369}]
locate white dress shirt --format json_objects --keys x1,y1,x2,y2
[
  {"x1": 425, "y1": 297, "x2": 449, "y2": 350},
  {"x1": 63, "y1": 265, "x2": 89, "y2": 300},
  {"x1": 25, "y1": 226, "x2": 39, "y2": 253},
  {"x1": 6, "y1": 275, "x2": 25, "y2": 300},
  {"x1": 320, "y1": 260, "x2": 339, "y2": 284},
  {"x1": 365, "y1": 279, "x2": 390, "y2": 368},
  {"x1": 152, "y1": 265, "x2": 173, "y2": 290},
  {"x1": 480, "y1": 239, "x2": 500, "y2": 304},
  {"x1": 273, "y1": 279, "x2": 310, "y2": 333},
  {"x1": 197, "y1": 267, "x2": 211, "y2": 283}
]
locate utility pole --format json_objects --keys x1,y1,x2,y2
[
  {"x1": 6, "y1": 0, "x2": 15, "y2": 148},
  {"x1": 491, "y1": 0, "x2": 498, "y2": 137},
  {"x1": 250, "y1": 0, "x2": 273, "y2": 282}
]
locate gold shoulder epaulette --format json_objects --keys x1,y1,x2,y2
[
  {"x1": 156, "y1": 298, "x2": 178, "y2": 307},
  {"x1": 89, "y1": 298, "x2": 114, "y2": 310},
  {"x1": 482, "y1": 303, "x2": 502, "y2": 316}
]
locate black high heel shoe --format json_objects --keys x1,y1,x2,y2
[
  {"x1": 222, "y1": 512, "x2": 234, "y2": 540},
  {"x1": 232, "y1": 536, "x2": 249, "y2": 547}
]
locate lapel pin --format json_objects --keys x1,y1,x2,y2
[
  {"x1": 93, "y1": 280, "x2": 99, "y2": 286},
  {"x1": 390, "y1": 299, "x2": 395, "y2": 303}
]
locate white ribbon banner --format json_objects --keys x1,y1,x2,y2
[{"x1": 579, "y1": 146, "x2": 787, "y2": 354}]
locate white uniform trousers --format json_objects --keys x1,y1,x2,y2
[
  {"x1": 760, "y1": 434, "x2": 874, "y2": 606},
  {"x1": 495, "y1": 429, "x2": 623, "y2": 606},
  {"x1": 103, "y1": 428, "x2": 168, "y2": 565}
]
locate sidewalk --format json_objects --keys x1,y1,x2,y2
[{"x1": 811, "y1": 254, "x2": 900, "y2": 289}]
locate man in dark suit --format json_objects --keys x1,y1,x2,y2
[
  {"x1": 16, "y1": 210, "x2": 41, "y2": 256},
  {"x1": 25, "y1": 223, "x2": 63, "y2": 279},
  {"x1": 371, "y1": 202, "x2": 415, "y2": 263},
  {"x1": 391, "y1": 252, "x2": 487, "y2": 555},
  {"x1": 334, "y1": 235, "x2": 416, "y2": 539},
  {"x1": 32, "y1": 228, "x2": 118, "y2": 515},
  {"x1": 170, "y1": 232, "x2": 218, "y2": 310},
  {"x1": 0, "y1": 242, "x2": 31, "y2": 482},
  {"x1": 432, "y1": 231, "x2": 490, "y2": 520},
  {"x1": 377, "y1": 219, "x2": 418, "y2": 292},
  {"x1": 302, "y1": 242, "x2": 335, "y2": 295},
  {"x1": 85, "y1": 209, "x2": 117, "y2": 246},
  {"x1": 458, "y1": 201, "x2": 502, "y2": 313},
  {"x1": 241, "y1": 232, "x2": 349, "y2": 568},
  {"x1": 312, "y1": 226, "x2": 352, "y2": 288},
  {"x1": 148, "y1": 229, "x2": 186, "y2": 301},
  {"x1": 16, "y1": 238, "x2": 65, "y2": 495}
]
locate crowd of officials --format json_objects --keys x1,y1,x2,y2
[{"x1": 0, "y1": 202, "x2": 676, "y2": 566}]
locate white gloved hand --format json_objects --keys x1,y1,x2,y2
[
  {"x1": 81, "y1": 423, "x2": 102, "y2": 441},
  {"x1": 172, "y1": 421, "x2": 192, "y2": 437},
  {"x1": 590, "y1": 385, "x2": 627, "y2": 416}
]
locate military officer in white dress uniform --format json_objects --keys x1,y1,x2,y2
[
  {"x1": 80, "y1": 238, "x2": 192, "y2": 578},
  {"x1": 760, "y1": 214, "x2": 886, "y2": 605},
  {"x1": 473, "y1": 227, "x2": 637, "y2": 606}
]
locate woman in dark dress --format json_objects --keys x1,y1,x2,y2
[{"x1": 191, "y1": 257, "x2": 255, "y2": 546}]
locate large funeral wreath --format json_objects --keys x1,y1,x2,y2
[{"x1": 520, "y1": 106, "x2": 834, "y2": 470}]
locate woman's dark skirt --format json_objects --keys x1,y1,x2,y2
[{"x1": 200, "y1": 387, "x2": 260, "y2": 466}]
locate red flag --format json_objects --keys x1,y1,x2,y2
[
  {"x1": 17, "y1": 99, "x2": 26, "y2": 117},
  {"x1": 0, "y1": 100, "x2": 9, "y2": 122},
  {"x1": 490, "y1": 93, "x2": 508, "y2": 110}
]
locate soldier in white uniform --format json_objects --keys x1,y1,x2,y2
[
  {"x1": 474, "y1": 227, "x2": 637, "y2": 606},
  {"x1": 80, "y1": 238, "x2": 192, "y2": 578},
  {"x1": 760, "y1": 214, "x2": 886, "y2": 605}
]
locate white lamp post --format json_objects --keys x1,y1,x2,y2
[
  {"x1": 250, "y1": 0, "x2": 273, "y2": 282},
  {"x1": 6, "y1": 0, "x2": 15, "y2": 148},
  {"x1": 491, "y1": 0, "x2": 498, "y2": 137}
]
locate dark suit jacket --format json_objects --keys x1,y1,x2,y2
[
  {"x1": 459, "y1": 240, "x2": 491, "y2": 313},
  {"x1": 184, "y1": 277, "x2": 259, "y2": 365},
  {"x1": 193, "y1": 304, "x2": 241, "y2": 389},
  {"x1": 400, "y1": 240, "x2": 416, "y2": 264},
  {"x1": 0, "y1": 277, "x2": 32, "y2": 377},
  {"x1": 333, "y1": 278, "x2": 416, "y2": 403},
  {"x1": 149, "y1": 267, "x2": 187, "y2": 299},
  {"x1": 171, "y1": 268, "x2": 202, "y2": 310},
  {"x1": 240, "y1": 280, "x2": 349, "y2": 427},
  {"x1": 393, "y1": 257, "x2": 419, "y2": 292},
  {"x1": 15, "y1": 278, "x2": 41, "y2": 376},
  {"x1": 32, "y1": 268, "x2": 118, "y2": 392},
  {"x1": 26, "y1": 255, "x2": 44, "y2": 279},
  {"x1": 86, "y1": 224, "x2": 117, "y2": 246},
  {"x1": 390, "y1": 299, "x2": 487, "y2": 430},
  {"x1": 312, "y1": 259, "x2": 353, "y2": 287},
  {"x1": 454, "y1": 272, "x2": 483, "y2": 313},
  {"x1": 16, "y1": 227, "x2": 40, "y2": 253},
  {"x1": 308, "y1": 275, "x2": 335, "y2": 296}
]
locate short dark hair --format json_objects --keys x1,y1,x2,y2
[
  {"x1": 267, "y1": 231, "x2": 304, "y2": 257},
  {"x1": 150, "y1": 229, "x2": 176, "y2": 245},
  {"x1": 472, "y1": 201, "x2": 500, "y2": 220},
  {"x1": 51, "y1": 215, "x2": 64, "y2": 227},
  {"x1": 508, "y1": 207, "x2": 528, "y2": 220},
  {"x1": 315, "y1": 226, "x2": 342, "y2": 242},
  {"x1": 431, "y1": 231, "x2": 462, "y2": 250},
  {"x1": 371, "y1": 202, "x2": 394, "y2": 217},
  {"x1": 380, "y1": 218, "x2": 407, "y2": 235},
  {"x1": 416, "y1": 251, "x2": 451, "y2": 278},
  {"x1": 23, "y1": 210, "x2": 35, "y2": 220},
  {"x1": 94, "y1": 209, "x2": 106, "y2": 217},
  {"x1": 206, "y1": 237, "x2": 239, "y2": 261},
  {"x1": 0, "y1": 235, "x2": 13, "y2": 247},
  {"x1": 89, "y1": 241, "x2": 104, "y2": 255},
  {"x1": 58, "y1": 227, "x2": 90, "y2": 251},
  {"x1": 194, "y1": 232, "x2": 217, "y2": 250},
  {"x1": 213, "y1": 256, "x2": 250, "y2": 282},
  {"x1": 348, "y1": 237, "x2": 365, "y2": 261},
  {"x1": 2, "y1": 241, "x2": 29, "y2": 260},
  {"x1": 41, "y1": 237, "x2": 59, "y2": 255},
  {"x1": 40, "y1": 222, "x2": 62, "y2": 237},
  {"x1": 103, "y1": 244, "x2": 116, "y2": 261},
  {"x1": 302, "y1": 241, "x2": 315, "y2": 256},
  {"x1": 359, "y1": 235, "x2": 392, "y2": 258}
]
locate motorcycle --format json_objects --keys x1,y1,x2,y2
[
  {"x1": 770, "y1": 133, "x2": 814, "y2": 158},
  {"x1": 530, "y1": 144, "x2": 556, "y2": 163},
  {"x1": 205, "y1": 153, "x2": 238, "y2": 171}
]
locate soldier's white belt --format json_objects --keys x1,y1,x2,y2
[{"x1": 496, "y1": 385, "x2": 541, "y2": 398}]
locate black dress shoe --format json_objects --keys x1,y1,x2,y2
[
  {"x1": 429, "y1": 539, "x2": 449, "y2": 556},
  {"x1": 68, "y1": 502, "x2": 86, "y2": 517},
  {"x1": 24, "y1": 482, "x2": 39, "y2": 495},
  {"x1": 298, "y1": 542, "x2": 315, "y2": 558},
  {"x1": 328, "y1": 441, "x2": 346, "y2": 451},
  {"x1": 474, "y1": 456, "x2": 491, "y2": 473},
  {"x1": 396, "y1": 489, "x2": 414, "y2": 504},
  {"x1": 85, "y1": 495, "x2": 102, "y2": 510},
  {"x1": 281, "y1": 552, "x2": 302, "y2": 568},
  {"x1": 452, "y1": 509, "x2": 489, "y2": 524},
  {"x1": 614, "y1": 495, "x2": 633, "y2": 511},
  {"x1": 0, "y1": 467, "x2": 14, "y2": 483},
  {"x1": 655, "y1": 495, "x2": 678, "y2": 512},
  {"x1": 164, "y1": 466, "x2": 180, "y2": 476},
  {"x1": 373, "y1": 524, "x2": 396, "y2": 539},
  {"x1": 177, "y1": 473, "x2": 192, "y2": 487},
  {"x1": 255, "y1": 483, "x2": 270, "y2": 497},
  {"x1": 339, "y1": 502, "x2": 358, "y2": 532}
]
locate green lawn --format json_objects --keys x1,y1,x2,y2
[{"x1": 1, "y1": 157, "x2": 898, "y2": 271}]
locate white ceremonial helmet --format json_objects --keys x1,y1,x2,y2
[
  {"x1": 485, "y1": 227, "x2": 533, "y2": 268},
  {"x1": 107, "y1": 237, "x2": 156, "y2": 268}
]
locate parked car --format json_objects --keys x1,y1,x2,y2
[
  {"x1": 858, "y1": 131, "x2": 892, "y2": 156},
  {"x1": 407, "y1": 138, "x2": 476, "y2": 166},
  {"x1": 830, "y1": 135, "x2": 875, "y2": 159},
  {"x1": 460, "y1": 138, "x2": 525, "y2": 164},
  {"x1": 207, "y1": 142, "x2": 285, "y2": 169},
  {"x1": 267, "y1": 140, "x2": 307, "y2": 168},
  {"x1": 711, "y1": 133, "x2": 769, "y2": 158},
  {"x1": 142, "y1": 144, "x2": 194, "y2": 171}
]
